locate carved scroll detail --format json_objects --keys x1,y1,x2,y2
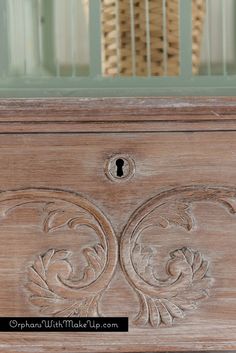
[
  {"x1": 120, "y1": 186, "x2": 236, "y2": 327},
  {"x1": 132, "y1": 245, "x2": 210, "y2": 327},
  {"x1": 28, "y1": 247, "x2": 106, "y2": 316},
  {"x1": 1, "y1": 186, "x2": 235, "y2": 324},
  {"x1": 0, "y1": 189, "x2": 117, "y2": 317}
]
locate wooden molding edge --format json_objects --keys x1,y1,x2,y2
[{"x1": 0, "y1": 97, "x2": 236, "y2": 133}]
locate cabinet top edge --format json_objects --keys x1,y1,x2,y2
[
  {"x1": 0, "y1": 97, "x2": 236, "y2": 133},
  {"x1": 1, "y1": 97, "x2": 236, "y2": 116}
]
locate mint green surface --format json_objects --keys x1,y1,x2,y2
[{"x1": 0, "y1": 0, "x2": 236, "y2": 97}]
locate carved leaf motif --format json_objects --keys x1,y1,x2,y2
[
  {"x1": 217, "y1": 197, "x2": 236, "y2": 214},
  {"x1": 133, "y1": 247, "x2": 212, "y2": 327},
  {"x1": 27, "y1": 249, "x2": 75, "y2": 316},
  {"x1": 67, "y1": 244, "x2": 106, "y2": 287},
  {"x1": 27, "y1": 246, "x2": 105, "y2": 317},
  {"x1": 161, "y1": 299, "x2": 185, "y2": 319},
  {"x1": 43, "y1": 203, "x2": 92, "y2": 233},
  {"x1": 136, "y1": 202, "x2": 194, "y2": 234},
  {"x1": 156, "y1": 301, "x2": 173, "y2": 326},
  {"x1": 132, "y1": 244, "x2": 154, "y2": 281},
  {"x1": 148, "y1": 298, "x2": 161, "y2": 327}
]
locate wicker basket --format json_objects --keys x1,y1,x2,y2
[{"x1": 102, "y1": 0, "x2": 205, "y2": 76}]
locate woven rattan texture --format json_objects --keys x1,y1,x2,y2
[{"x1": 102, "y1": 0, "x2": 205, "y2": 76}]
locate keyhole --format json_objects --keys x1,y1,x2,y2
[
  {"x1": 116, "y1": 158, "x2": 124, "y2": 177},
  {"x1": 105, "y1": 154, "x2": 135, "y2": 182}
]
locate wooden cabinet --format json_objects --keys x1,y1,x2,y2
[{"x1": 0, "y1": 98, "x2": 236, "y2": 352}]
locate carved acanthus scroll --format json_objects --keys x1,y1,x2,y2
[
  {"x1": 131, "y1": 245, "x2": 211, "y2": 327},
  {"x1": 120, "y1": 186, "x2": 236, "y2": 327},
  {"x1": 28, "y1": 247, "x2": 106, "y2": 316},
  {"x1": 1, "y1": 186, "x2": 236, "y2": 326},
  {"x1": 0, "y1": 189, "x2": 117, "y2": 317}
]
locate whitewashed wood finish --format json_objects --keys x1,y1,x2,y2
[{"x1": 0, "y1": 98, "x2": 236, "y2": 352}]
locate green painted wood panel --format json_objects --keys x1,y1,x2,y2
[{"x1": 0, "y1": 0, "x2": 236, "y2": 97}]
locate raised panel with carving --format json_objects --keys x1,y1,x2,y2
[{"x1": 0, "y1": 129, "x2": 236, "y2": 352}]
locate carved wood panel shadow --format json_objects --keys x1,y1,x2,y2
[{"x1": 1, "y1": 186, "x2": 236, "y2": 328}]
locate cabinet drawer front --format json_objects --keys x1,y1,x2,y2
[{"x1": 0, "y1": 132, "x2": 236, "y2": 352}]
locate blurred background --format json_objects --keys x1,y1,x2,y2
[{"x1": 0, "y1": 0, "x2": 236, "y2": 96}]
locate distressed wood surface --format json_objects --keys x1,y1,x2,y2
[
  {"x1": 2, "y1": 97, "x2": 236, "y2": 118},
  {"x1": 0, "y1": 97, "x2": 236, "y2": 132},
  {"x1": 0, "y1": 98, "x2": 236, "y2": 352}
]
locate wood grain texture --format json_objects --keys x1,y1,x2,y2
[
  {"x1": 0, "y1": 98, "x2": 236, "y2": 352},
  {"x1": 0, "y1": 97, "x2": 236, "y2": 132},
  {"x1": 2, "y1": 97, "x2": 236, "y2": 119}
]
